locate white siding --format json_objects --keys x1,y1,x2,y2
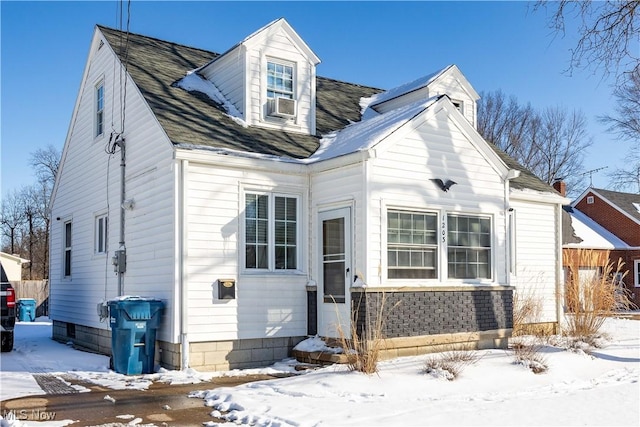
[
  {"x1": 510, "y1": 199, "x2": 560, "y2": 322},
  {"x1": 246, "y1": 31, "x2": 315, "y2": 134},
  {"x1": 428, "y1": 72, "x2": 477, "y2": 126},
  {"x1": 50, "y1": 32, "x2": 177, "y2": 340},
  {"x1": 369, "y1": 111, "x2": 507, "y2": 286},
  {"x1": 310, "y1": 164, "x2": 365, "y2": 282},
  {"x1": 200, "y1": 46, "x2": 246, "y2": 117},
  {"x1": 184, "y1": 162, "x2": 309, "y2": 342}
]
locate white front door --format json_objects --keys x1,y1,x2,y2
[{"x1": 318, "y1": 207, "x2": 352, "y2": 338}]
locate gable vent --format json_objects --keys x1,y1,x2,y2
[{"x1": 268, "y1": 97, "x2": 296, "y2": 118}]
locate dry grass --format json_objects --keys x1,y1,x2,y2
[
  {"x1": 423, "y1": 349, "x2": 481, "y2": 380},
  {"x1": 335, "y1": 292, "x2": 400, "y2": 375},
  {"x1": 510, "y1": 338, "x2": 548, "y2": 374},
  {"x1": 512, "y1": 290, "x2": 544, "y2": 337},
  {"x1": 562, "y1": 249, "x2": 632, "y2": 343}
]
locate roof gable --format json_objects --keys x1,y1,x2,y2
[
  {"x1": 366, "y1": 64, "x2": 479, "y2": 112},
  {"x1": 573, "y1": 187, "x2": 640, "y2": 225}
]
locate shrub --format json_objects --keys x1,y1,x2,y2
[
  {"x1": 562, "y1": 249, "x2": 631, "y2": 342},
  {"x1": 423, "y1": 349, "x2": 481, "y2": 380},
  {"x1": 512, "y1": 289, "x2": 544, "y2": 337},
  {"x1": 335, "y1": 292, "x2": 400, "y2": 375},
  {"x1": 510, "y1": 338, "x2": 548, "y2": 374}
]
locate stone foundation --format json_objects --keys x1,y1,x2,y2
[{"x1": 52, "y1": 320, "x2": 304, "y2": 371}]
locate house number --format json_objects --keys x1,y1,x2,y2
[{"x1": 441, "y1": 218, "x2": 446, "y2": 243}]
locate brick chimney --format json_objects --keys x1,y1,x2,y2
[{"x1": 553, "y1": 180, "x2": 566, "y2": 196}]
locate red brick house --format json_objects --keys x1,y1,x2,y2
[{"x1": 566, "y1": 187, "x2": 640, "y2": 309}]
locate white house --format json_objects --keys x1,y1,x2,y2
[
  {"x1": 49, "y1": 19, "x2": 567, "y2": 370},
  {"x1": 0, "y1": 252, "x2": 29, "y2": 283}
]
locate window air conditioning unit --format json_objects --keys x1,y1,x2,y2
[{"x1": 268, "y1": 97, "x2": 296, "y2": 118}]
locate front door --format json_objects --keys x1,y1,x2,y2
[{"x1": 318, "y1": 207, "x2": 352, "y2": 338}]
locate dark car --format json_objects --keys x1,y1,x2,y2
[{"x1": 1, "y1": 264, "x2": 16, "y2": 352}]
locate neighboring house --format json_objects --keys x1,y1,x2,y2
[
  {"x1": 49, "y1": 19, "x2": 567, "y2": 371},
  {"x1": 565, "y1": 187, "x2": 640, "y2": 308},
  {"x1": 0, "y1": 252, "x2": 29, "y2": 283}
]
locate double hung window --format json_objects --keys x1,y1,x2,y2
[
  {"x1": 96, "y1": 83, "x2": 104, "y2": 137},
  {"x1": 245, "y1": 193, "x2": 298, "y2": 271},
  {"x1": 267, "y1": 61, "x2": 294, "y2": 100},
  {"x1": 387, "y1": 211, "x2": 438, "y2": 279},
  {"x1": 447, "y1": 214, "x2": 492, "y2": 279},
  {"x1": 64, "y1": 221, "x2": 72, "y2": 277}
]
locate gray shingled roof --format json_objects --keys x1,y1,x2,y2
[
  {"x1": 98, "y1": 25, "x2": 554, "y2": 194},
  {"x1": 593, "y1": 188, "x2": 640, "y2": 223}
]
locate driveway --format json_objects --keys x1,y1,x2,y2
[{"x1": 1, "y1": 374, "x2": 276, "y2": 426}]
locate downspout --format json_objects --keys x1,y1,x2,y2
[
  {"x1": 555, "y1": 203, "x2": 564, "y2": 333},
  {"x1": 179, "y1": 159, "x2": 189, "y2": 369},
  {"x1": 504, "y1": 169, "x2": 520, "y2": 286}
]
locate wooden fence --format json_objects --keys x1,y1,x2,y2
[{"x1": 11, "y1": 280, "x2": 49, "y2": 317}]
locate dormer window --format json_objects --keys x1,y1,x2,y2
[
  {"x1": 267, "y1": 61, "x2": 294, "y2": 100},
  {"x1": 451, "y1": 99, "x2": 464, "y2": 115}
]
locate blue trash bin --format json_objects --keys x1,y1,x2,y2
[
  {"x1": 107, "y1": 297, "x2": 164, "y2": 375},
  {"x1": 17, "y1": 298, "x2": 37, "y2": 322}
]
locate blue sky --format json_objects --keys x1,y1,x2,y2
[{"x1": 1, "y1": 1, "x2": 624, "y2": 198}]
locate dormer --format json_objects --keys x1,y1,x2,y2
[
  {"x1": 198, "y1": 18, "x2": 320, "y2": 135},
  {"x1": 365, "y1": 65, "x2": 480, "y2": 128}
]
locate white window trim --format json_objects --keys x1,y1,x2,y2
[
  {"x1": 386, "y1": 208, "x2": 440, "y2": 281},
  {"x1": 266, "y1": 58, "x2": 295, "y2": 100},
  {"x1": 95, "y1": 80, "x2": 105, "y2": 138},
  {"x1": 384, "y1": 207, "x2": 495, "y2": 284},
  {"x1": 446, "y1": 212, "x2": 494, "y2": 282},
  {"x1": 634, "y1": 259, "x2": 640, "y2": 288},
  {"x1": 262, "y1": 56, "x2": 297, "y2": 123},
  {"x1": 242, "y1": 190, "x2": 302, "y2": 274},
  {"x1": 63, "y1": 220, "x2": 72, "y2": 278},
  {"x1": 95, "y1": 213, "x2": 108, "y2": 255}
]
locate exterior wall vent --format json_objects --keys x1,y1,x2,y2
[
  {"x1": 268, "y1": 97, "x2": 296, "y2": 118},
  {"x1": 587, "y1": 196, "x2": 594, "y2": 204}
]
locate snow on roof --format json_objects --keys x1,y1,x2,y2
[
  {"x1": 565, "y1": 208, "x2": 630, "y2": 250},
  {"x1": 175, "y1": 71, "x2": 248, "y2": 127},
  {"x1": 362, "y1": 65, "x2": 452, "y2": 110},
  {"x1": 308, "y1": 96, "x2": 441, "y2": 162}
]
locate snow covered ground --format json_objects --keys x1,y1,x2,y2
[{"x1": 1, "y1": 317, "x2": 638, "y2": 426}]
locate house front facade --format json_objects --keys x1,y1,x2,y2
[{"x1": 49, "y1": 19, "x2": 567, "y2": 371}]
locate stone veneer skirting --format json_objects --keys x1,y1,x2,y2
[
  {"x1": 53, "y1": 320, "x2": 305, "y2": 371},
  {"x1": 351, "y1": 286, "x2": 514, "y2": 337}
]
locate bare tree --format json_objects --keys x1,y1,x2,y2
[
  {"x1": 30, "y1": 144, "x2": 61, "y2": 188},
  {"x1": 534, "y1": 1, "x2": 639, "y2": 81},
  {"x1": 533, "y1": 106, "x2": 591, "y2": 186},
  {"x1": 1, "y1": 190, "x2": 26, "y2": 254},
  {"x1": 600, "y1": 68, "x2": 640, "y2": 193},
  {"x1": 478, "y1": 91, "x2": 592, "y2": 192}
]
